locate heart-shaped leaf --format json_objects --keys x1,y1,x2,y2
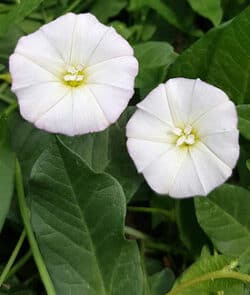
[{"x1": 29, "y1": 138, "x2": 143, "y2": 295}]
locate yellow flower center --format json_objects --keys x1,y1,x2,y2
[
  {"x1": 63, "y1": 64, "x2": 86, "y2": 87},
  {"x1": 172, "y1": 125, "x2": 197, "y2": 147}
]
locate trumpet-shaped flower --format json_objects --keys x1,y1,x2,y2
[
  {"x1": 126, "y1": 78, "x2": 239, "y2": 198},
  {"x1": 9, "y1": 13, "x2": 138, "y2": 136}
]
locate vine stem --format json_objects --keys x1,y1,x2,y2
[
  {"x1": 124, "y1": 225, "x2": 150, "y2": 240},
  {"x1": 6, "y1": 250, "x2": 32, "y2": 280},
  {"x1": 15, "y1": 159, "x2": 56, "y2": 295},
  {"x1": 167, "y1": 270, "x2": 250, "y2": 295},
  {"x1": 0, "y1": 230, "x2": 26, "y2": 286}
]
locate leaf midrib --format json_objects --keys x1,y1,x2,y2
[{"x1": 59, "y1": 146, "x2": 107, "y2": 295}]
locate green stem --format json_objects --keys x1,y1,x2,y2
[
  {"x1": 145, "y1": 240, "x2": 173, "y2": 253},
  {"x1": 15, "y1": 159, "x2": 56, "y2": 295},
  {"x1": 124, "y1": 226, "x2": 150, "y2": 240},
  {"x1": 124, "y1": 226, "x2": 184, "y2": 255},
  {"x1": 0, "y1": 230, "x2": 26, "y2": 286},
  {"x1": 6, "y1": 250, "x2": 32, "y2": 280},
  {"x1": 167, "y1": 270, "x2": 250, "y2": 295},
  {"x1": 127, "y1": 206, "x2": 175, "y2": 222},
  {"x1": 0, "y1": 73, "x2": 11, "y2": 84}
]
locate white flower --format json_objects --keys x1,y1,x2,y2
[
  {"x1": 9, "y1": 13, "x2": 138, "y2": 136},
  {"x1": 126, "y1": 78, "x2": 239, "y2": 198}
]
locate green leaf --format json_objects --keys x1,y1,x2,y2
[
  {"x1": 134, "y1": 41, "x2": 177, "y2": 96},
  {"x1": 237, "y1": 142, "x2": 250, "y2": 188},
  {"x1": 170, "y1": 253, "x2": 245, "y2": 295},
  {"x1": 110, "y1": 21, "x2": 134, "y2": 40},
  {"x1": 0, "y1": 116, "x2": 15, "y2": 231},
  {"x1": 195, "y1": 184, "x2": 250, "y2": 257},
  {"x1": 0, "y1": 0, "x2": 44, "y2": 38},
  {"x1": 187, "y1": 0, "x2": 223, "y2": 26},
  {"x1": 0, "y1": 27, "x2": 24, "y2": 60},
  {"x1": 129, "y1": 0, "x2": 184, "y2": 30},
  {"x1": 29, "y1": 138, "x2": 143, "y2": 295},
  {"x1": 149, "y1": 268, "x2": 175, "y2": 295},
  {"x1": 60, "y1": 109, "x2": 143, "y2": 202},
  {"x1": 91, "y1": 0, "x2": 127, "y2": 22},
  {"x1": 11, "y1": 114, "x2": 54, "y2": 186},
  {"x1": 239, "y1": 247, "x2": 250, "y2": 274},
  {"x1": 134, "y1": 41, "x2": 178, "y2": 69},
  {"x1": 237, "y1": 105, "x2": 250, "y2": 140},
  {"x1": 168, "y1": 7, "x2": 250, "y2": 104}
]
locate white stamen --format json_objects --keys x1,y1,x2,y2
[
  {"x1": 174, "y1": 125, "x2": 196, "y2": 147},
  {"x1": 64, "y1": 74, "x2": 74, "y2": 81},
  {"x1": 66, "y1": 66, "x2": 77, "y2": 74},
  {"x1": 172, "y1": 127, "x2": 182, "y2": 136},
  {"x1": 184, "y1": 125, "x2": 192, "y2": 135},
  {"x1": 76, "y1": 75, "x2": 84, "y2": 81},
  {"x1": 185, "y1": 134, "x2": 195, "y2": 145},
  {"x1": 63, "y1": 65, "x2": 85, "y2": 84},
  {"x1": 176, "y1": 136, "x2": 186, "y2": 147}
]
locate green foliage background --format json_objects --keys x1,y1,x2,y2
[{"x1": 0, "y1": 0, "x2": 250, "y2": 294}]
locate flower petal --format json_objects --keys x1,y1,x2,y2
[
  {"x1": 87, "y1": 84, "x2": 133, "y2": 123},
  {"x1": 190, "y1": 142, "x2": 232, "y2": 195},
  {"x1": 201, "y1": 130, "x2": 239, "y2": 169},
  {"x1": 69, "y1": 13, "x2": 108, "y2": 66},
  {"x1": 86, "y1": 56, "x2": 138, "y2": 90},
  {"x1": 188, "y1": 78, "x2": 229, "y2": 124},
  {"x1": 137, "y1": 84, "x2": 174, "y2": 127},
  {"x1": 127, "y1": 138, "x2": 172, "y2": 172},
  {"x1": 10, "y1": 13, "x2": 138, "y2": 136},
  {"x1": 126, "y1": 109, "x2": 173, "y2": 143},
  {"x1": 126, "y1": 78, "x2": 239, "y2": 198},
  {"x1": 164, "y1": 78, "x2": 196, "y2": 126},
  {"x1": 86, "y1": 27, "x2": 134, "y2": 66},
  {"x1": 41, "y1": 12, "x2": 77, "y2": 63},
  {"x1": 169, "y1": 152, "x2": 206, "y2": 198},
  {"x1": 142, "y1": 148, "x2": 187, "y2": 194},
  {"x1": 16, "y1": 82, "x2": 69, "y2": 122},
  {"x1": 164, "y1": 78, "x2": 231, "y2": 126},
  {"x1": 10, "y1": 53, "x2": 59, "y2": 90},
  {"x1": 193, "y1": 101, "x2": 238, "y2": 136},
  {"x1": 35, "y1": 91, "x2": 74, "y2": 135},
  {"x1": 71, "y1": 87, "x2": 109, "y2": 135},
  {"x1": 11, "y1": 30, "x2": 64, "y2": 74},
  {"x1": 35, "y1": 86, "x2": 110, "y2": 136}
]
